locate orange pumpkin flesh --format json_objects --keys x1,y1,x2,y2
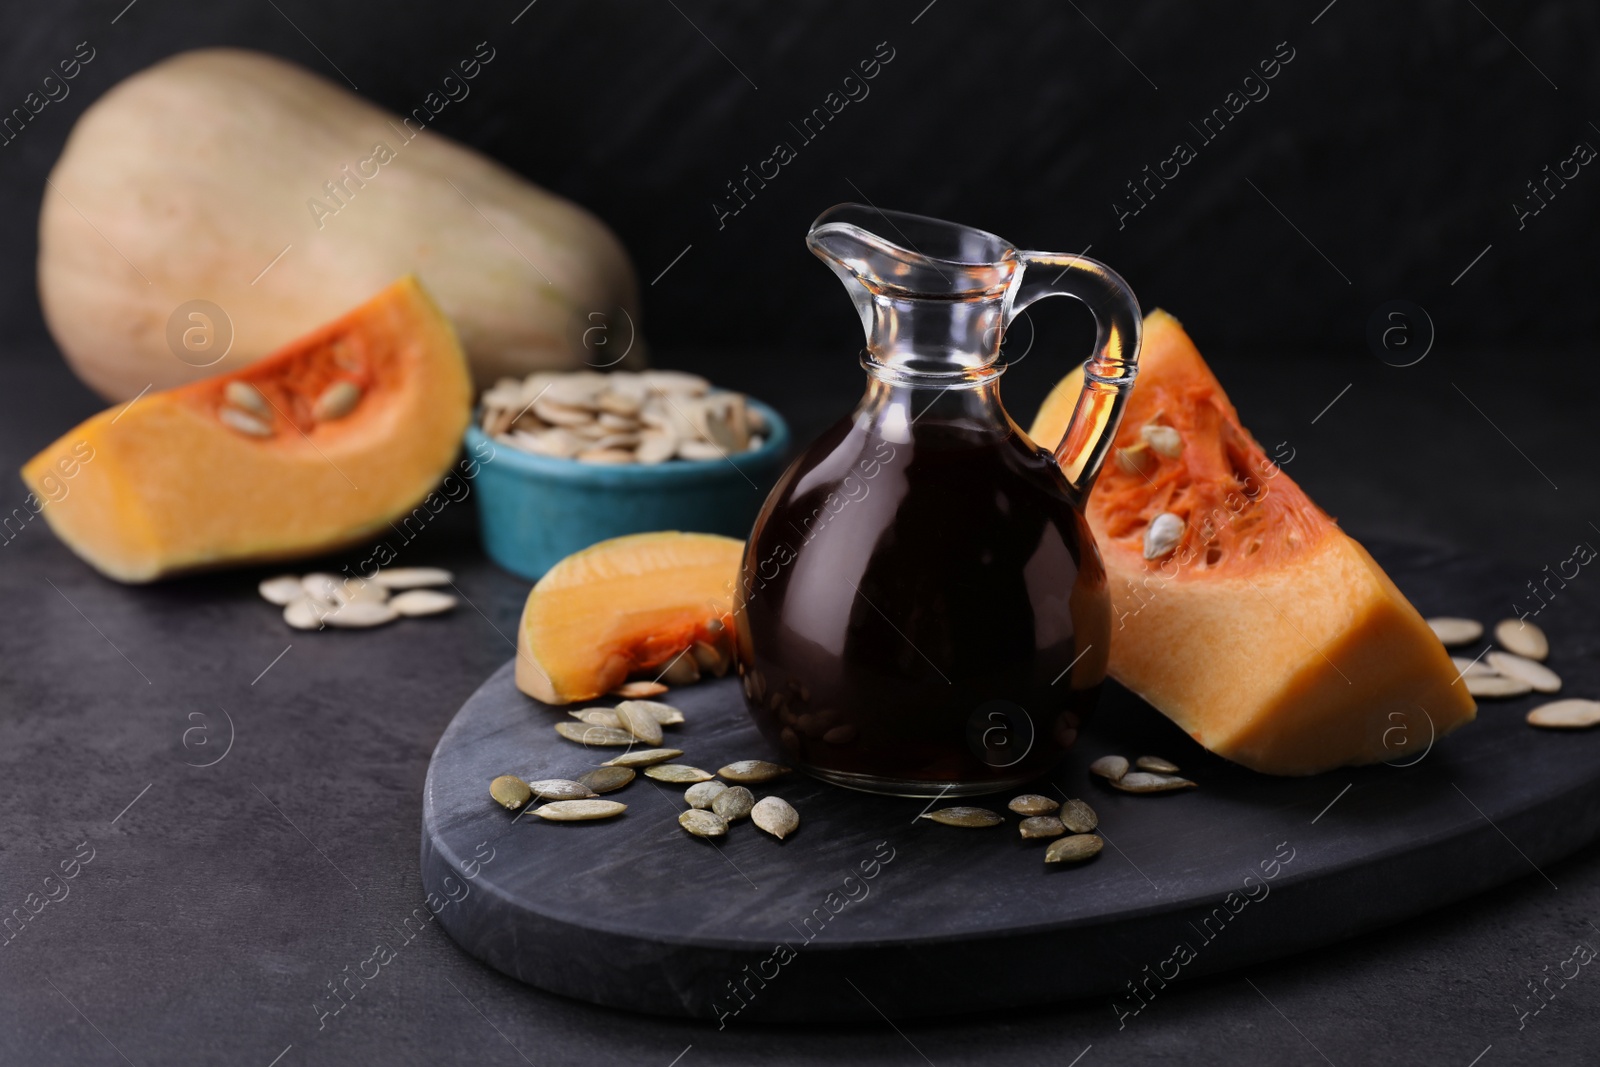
[
  {"x1": 1029, "y1": 310, "x2": 1474, "y2": 775},
  {"x1": 516, "y1": 532, "x2": 743, "y2": 704},
  {"x1": 22, "y1": 276, "x2": 471, "y2": 582}
]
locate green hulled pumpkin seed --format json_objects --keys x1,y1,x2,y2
[
  {"x1": 1008, "y1": 794, "x2": 1059, "y2": 816},
  {"x1": 1045, "y1": 834, "x2": 1103, "y2": 864},
  {"x1": 1019, "y1": 815, "x2": 1065, "y2": 840},
  {"x1": 490, "y1": 775, "x2": 532, "y2": 811},
  {"x1": 1110, "y1": 772, "x2": 1197, "y2": 794},
  {"x1": 751, "y1": 796, "x2": 799, "y2": 840},
  {"x1": 1059, "y1": 798, "x2": 1098, "y2": 833},
  {"x1": 684, "y1": 781, "x2": 728, "y2": 809},
  {"x1": 602, "y1": 747, "x2": 684, "y2": 767},
  {"x1": 554, "y1": 722, "x2": 637, "y2": 746},
  {"x1": 920, "y1": 806, "x2": 1002, "y2": 828},
  {"x1": 1135, "y1": 756, "x2": 1180, "y2": 774},
  {"x1": 1089, "y1": 755, "x2": 1129, "y2": 781},
  {"x1": 679, "y1": 809, "x2": 728, "y2": 837},
  {"x1": 718, "y1": 760, "x2": 792, "y2": 784},
  {"x1": 712, "y1": 785, "x2": 756, "y2": 821},
  {"x1": 576, "y1": 766, "x2": 636, "y2": 794},
  {"x1": 645, "y1": 764, "x2": 714, "y2": 783}
]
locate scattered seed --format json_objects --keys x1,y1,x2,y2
[
  {"x1": 612, "y1": 703, "x2": 664, "y2": 746},
  {"x1": 334, "y1": 579, "x2": 389, "y2": 606},
  {"x1": 718, "y1": 760, "x2": 792, "y2": 784},
  {"x1": 713, "y1": 786, "x2": 756, "y2": 821},
  {"x1": 1143, "y1": 512, "x2": 1184, "y2": 561},
  {"x1": 645, "y1": 764, "x2": 714, "y2": 783},
  {"x1": 617, "y1": 699, "x2": 685, "y2": 725},
  {"x1": 283, "y1": 598, "x2": 324, "y2": 630},
  {"x1": 1486, "y1": 651, "x2": 1561, "y2": 694},
  {"x1": 1110, "y1": 772, "x2": 1198, "y2": 794},
  {"x1": 1494, "y1": 618, "x2": 1549, "y2": 661},
  {"x1": 691, "y1": 640, "x2": 730, "y2": 677},
  {"x1": 1141, "y1": 423, "x2": 1184, "y2": 458},
  {"x1": 684, "y1": 781, "x2": 728, "y2": 809},
  {"x1": 921, "y1": 806, "x2": 1003, "y2": 828},
  {"x1": 1059, "y1": 798, "x2": 1099, "y2": 833},
  {"x1": 659, "y1": 654, "x2": 702, "y2": 686},
  {"x1": 323, "y1": 600, "x2": 399, "y2": 628},
  {"x1": 679, "y1": 809, "x2": 728, "y2": 838},
  {"x1": 1527, "y1": 699, "x2": 1600, "y2": 730},
  {"x1": 258, "y1": 575, "x2": 304, "y2": 605},
  {"x1": 490, "y1": 775, "x2": 532, "y2": 811},
  {"x1": 313, "y1": 380, "x2": 362, "y2": 421},
  {"x1": 1135, "y1": 756, "x2": 1180, "y2": 774},
  {"x1": 1466, "y1": 674, "x2": 1534, "y2": 699},
  {"x1": 1045, "y1": 834, "x2": 1104, "y2": 864},
  {"x1": 554, "y1": 722, "x2": 637, "y2": 746},
  {"x1": 570, "y1": 708, "x2": 623, "y2": 728},
  {"x1": 602, "y1": 748, "x2": 683, "y2": 767},
  {"x1": 612, "y1": 680, "x2": 670, "y2": 699},
  {"x1": 389, "y1": 589, "x2": 457, "y2": 617},
  {"x1": 576, "y1": 766, "x2": 635, "y2": 794},
  {"x1": 527, "y1": 779, "x2": 597, "y2": 801},
  {"x1": 224, "y1": 380, "x2": 271, "y2": 416},
  {"x1": 531, "y1": 799, "x2": 626, "y2": 821},
  {"x1": 751, "y1": 796, "x2": 799, "y2": 840},
  {"x1": 1089, "y1": 755, "x2": 1129, "y2": 781},
  {"x1": 220, "y1": 407, "x2": 273, "y2": 437},
  {"x1": 1451, "y1": 656, "x2": 1499, "y2": 678},
  {"x1": 1019, "y1": 815, "x2": 1066, "y2": 840},
  {"x1": 1428, "y1": 617, "x2": 1484, "y2": 647},
  {"x1": 373, "y1": 567, "x2": 454, "y2": 590},
  {"x1": 1008, "y1": 795, "x2": 1059, "y2": 816}
]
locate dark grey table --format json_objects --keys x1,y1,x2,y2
[{"x1": 2, "y1": 336, "x2": 1597, "y2": 1066}]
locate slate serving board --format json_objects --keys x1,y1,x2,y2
[{"x1": 420, "y1": 542, "x2": 1600, "y2": 1022}]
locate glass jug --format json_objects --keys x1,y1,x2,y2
[{"x1": 734, "y1": 205, "x2": 1142, "y2": 796}]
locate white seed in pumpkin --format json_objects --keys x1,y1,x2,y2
[
  {"x1": 1143, "y1": 513, "x2": 1185, "y2": 560},
  {"x1": 391, "y1": 589, "x2": 457, "y2": 616},
  {"x1": 1486, "y1": 651, "x2": 1561, "y2": 694},
  {"x1": 313, "y1": 380, "x2": 362, "y2": 421},
  {"x1": 659, "y1": 654, "x2": 701, "y2": 686},
  {"x1": 258, "y1": 575, "x2": 304, "y2": 605},
  {"x1": 1527, "y1": 699, "x2": 1600, "y2": 729},
  {"x1": 751, "y1": 796, "x2": 799, "y2": 840},
  {"x1": 691, "y1": 640, "x2": 730, "y2": 677},
  {"x1": 1494, "y1": 618, "x2": 1549, "y2": 661},
  {"x1": 1114, "y1": 443, "x2": 1157, "y2": 477},
  {"x1": 373, "y1": 567, "x2": 453, "y2": 590},
  {"x1": 225, "y1": 381, "x2": 271, "y2": 416},
  {"x1": 1428, "y1": 617, "x2": 1484, "y2": 647},
  {"x1": 1140, "y1": 423, "x2": 1184, "y2": 458},
  {"x1": 220, "y1": 407, "x2": 273, "y2": 437},
  {"x1": 1464, "y1": 674, "x2": 1533, "y2": 699}
]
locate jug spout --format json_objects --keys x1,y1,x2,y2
[{"x1": 807, "y1": 204, "x2": 1018, "y2": 377}]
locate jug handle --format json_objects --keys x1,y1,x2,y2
[{"x1": 1009, "y1": 252, "x2": 1142, "y2": 495}]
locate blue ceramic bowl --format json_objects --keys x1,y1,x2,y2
[{"x1": 467, "y1": 399, "x2": 791, "y2": 581}]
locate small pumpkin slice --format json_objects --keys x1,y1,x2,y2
[{"x1": 516, "y1": 532, "x2": 742, "y2": 704}]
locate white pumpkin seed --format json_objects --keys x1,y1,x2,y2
[
  {"x1": 1451, "y1": 655, "x2": 1499, "y2": 679},
  {"x1": 570, "y1": 708, "x2": 623, "y2": 728},
  {"x1": 1019, "y1": 815, "x2": 1066, "y2": 840},
  {"x1": 313, "y1": 380, "x2": 362, "y2": 421},
  {"x1": 1428, "y1": 617, "x2": 1484, "y2": 647},
  {"x1": 323, "y1": 600, "x2": 399, "y2": 628},
  {"x1": 1114, "y1": 444, "x2": 1157, "y2": 477},
  {"x1": 1008, "y1": 794, "x2": 1059, "y2": 816},
  {"x1": 258, "y1": 575, "x2": 304, "y2": 605},
  {"x1": 679, "y1": 809, "x2": 728, "y2": 837},
  {"x1": 659, "y1": 654, "x2": 702, "y2": 686},
  {"x1": 527, "y1": 779, "x2": 598, "y2": 801},
  {"x1": 1059, "y1": 798, "x2": 1099, "y2": 833},
  {"x1": 220, "y1": 407, "x2": 273, "y2": 437},
  {"x1": 751, "y1": 796, "x2": 799, "y2": 840},
  {"x1": 1045, "y1": 834, "x2": 1104, "y2": 864},
  {"x1": 523, "y1": 428, "x2": 584, "y2": 458},
  {"x1": 1527, "y1": 699, "x2": 1600, "y2": 730},
  {"x1": 1486, "y1": 651, "x2": 1561, "y2": 694},
  {"x1": 373, "y1": 567, "x2": 454, "y2": 590},
  {"x1": 691, "y1": 640, "x2": 730, "y2": 678},
  {"x1": 554, "y1": 722, "x2": 637, "y2": 746},
  {"x1": 577, "y1": 448, "x2": 635, "y2": 465},
  {"x1": 391, "y1": 589, "x2": 457, "y2": 616},
  {"x1": 225, "y1": 380, "x2": 271, "y2": 416},
  {"x1": 283, "y1": 597, "x2": 325, "y2": 630},
  {"x1": 684, "y1": 781, "x2": 728, "y2": 809},
  {"x1": 677, "y1": 439, "x2": 727, "y2": 461},
  {"x1": 645, "y1": 764, "x2": 714, "y2": 783},
  {"x1": 1465, "y1": 673, "x2": 1534, "y2": 699},
  {"x1": 635, "y1": 433, "x2": 678, "y2": 465},
  {"x1": 531, "y1": 799, "x2": 626, "y2": 821},
  {"x1": 718, "y1": 760, "x2": 792, "y2": 784},
  {"x1": 712, "y1": 786, "x2": 756, "y2": 821},
  {"x1": 1111, "y1": 772, "x2": 1197, "y2": 794},
  {"x1": 1141, "y1": 423, "x2": 1184, "y2": 458},
  {"x1": 613, "y1": 703, "x2": 664, "y2": 746},
  {"x1": 1494, "y1": 618, "x2": 1549, "y2": 661},
  {"x1": 334, "y1": 579, "x2": 390, "y2": 606},
  {"x1": 602, "y1": 747, "x2": 683, "y2": 767},
  {"x1": 921, "y1": 806, "x2": 1003, "y2": 828},
  {"x1": 611, "y1": 680, "x2": 670, "y2": 699},
  {"x1": 1143, "y1": 512, "x2": 1184, "y2": 560},
  {"x1": 534, "y1": 399, "x2": 595, "y2": 426},
  {"x1": 1136, "y1": 756, "x2": 1180, "y2": 774},
  {"x1": 490, "y1": 775, "x2": 532, "y2": 811},
  {"x1": 301, "y1": 573, "x2": 342, "y2": 605},
  {"x1": 577, "y1": 766, "x2": 636, "y2": 794},
  {"x1": 616, "y1": 699, "x2": 685, "y2": 726},
  {"x1": 1090, "y1": 755, "x2": 1129, "y2": 781}
]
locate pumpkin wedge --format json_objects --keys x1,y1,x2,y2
[
  {"x1": 1029, "y1": 310, "x2": 1475, "y2": 775},
  {"x1": 22, "y1": 276, "x2": 471, "y2": 582},
  {"x1": 517, "y1": 532, "x2": 742, "y2": 704}
]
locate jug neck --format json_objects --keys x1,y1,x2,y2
[
  {"x1": 860, "y1": 293, "x2": 1009, "y2": 382},
  {"x1": 852, "y1": 369, "x2": 1014, "y2": 445}
]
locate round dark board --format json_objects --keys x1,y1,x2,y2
[{"x1": 420, "y1": 542, "x2": 1600, "y2": 1022}]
